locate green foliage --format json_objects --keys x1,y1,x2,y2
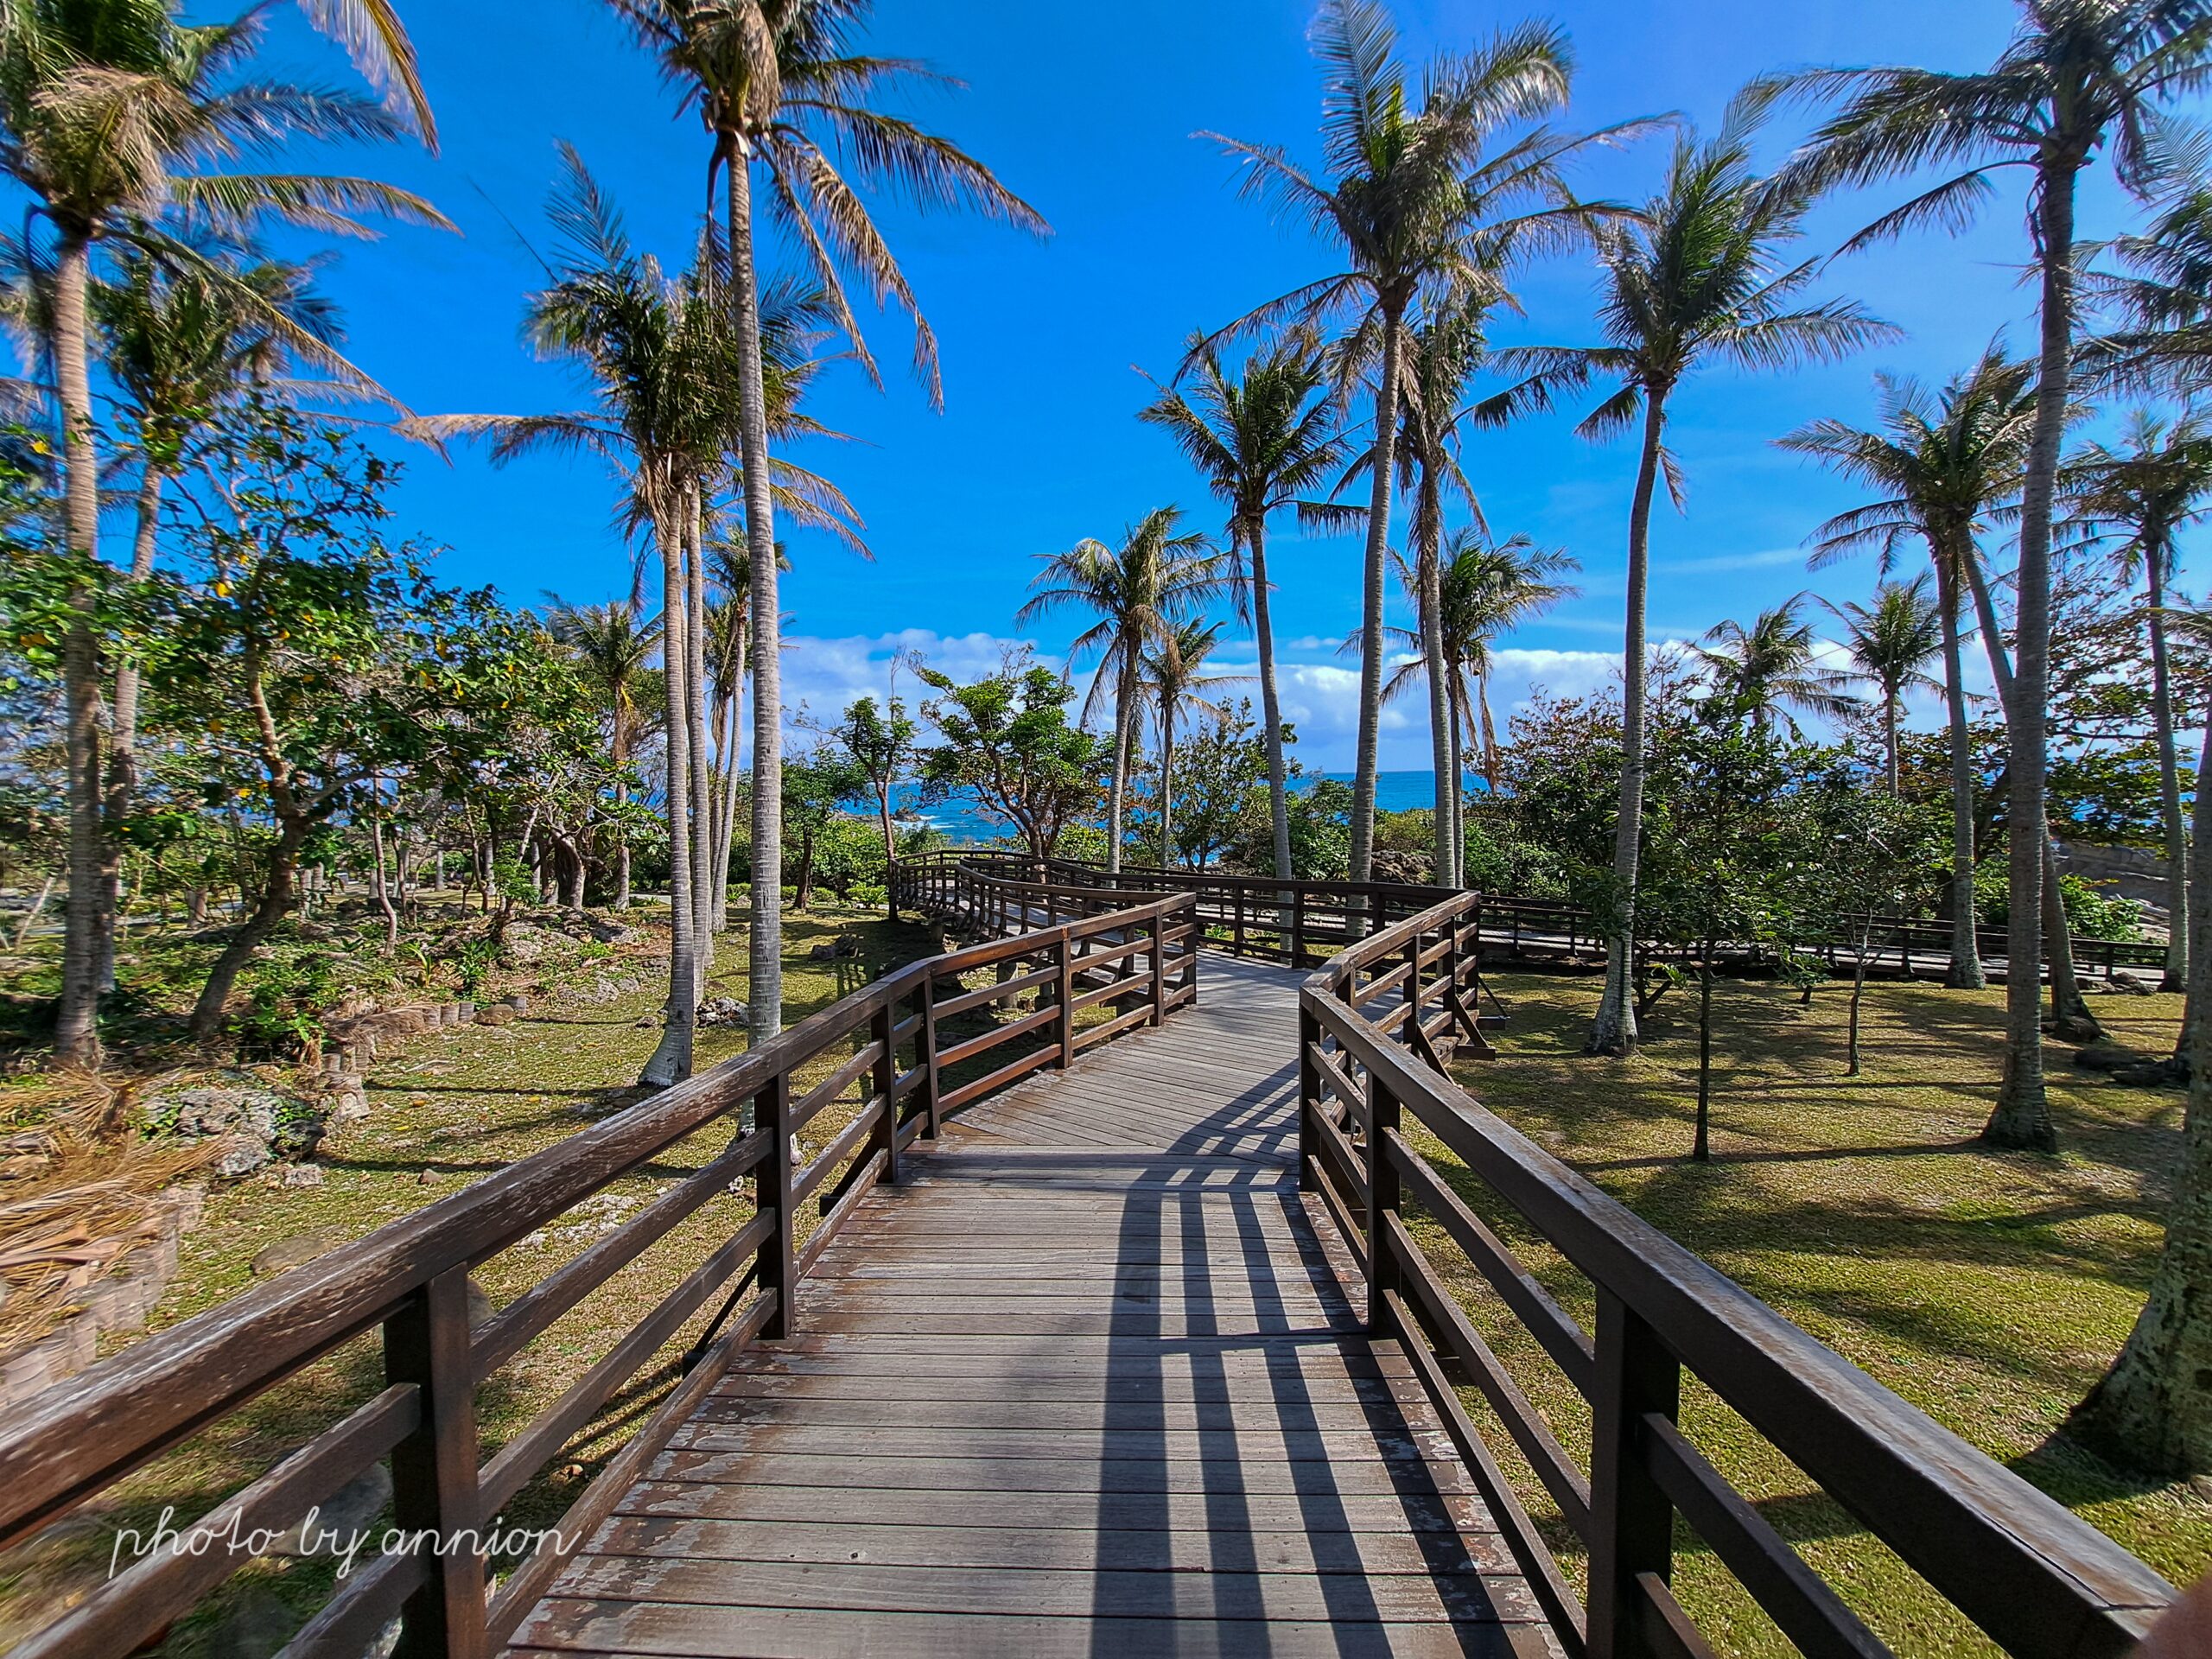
[
  {"x1": 239, "y1": 952, "x2": 340, "y2": 1056},
  {"x1": 917, "y1": 659, "x2": 1109, "y2": 860},
  {"x1": 1974, "y1": 863, "x2": 2146, "y2": 942},
  {"x1": 452, "y1": 938, "x2": 502, "y2": 998}
]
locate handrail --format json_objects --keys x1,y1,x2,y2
[
  {"x1": 1298, "y1": 890, "x2": 2176, "y2": 1659},
  {"x1": 0, "y1": 878, "x2": 1198, "y2": 1659},
  {"x1": 929, "y1": 849, "x2": 2167, "y2": 980}
]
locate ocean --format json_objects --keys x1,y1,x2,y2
[{"x1": 893, "y1": 771, "x2": 1450, "y2": 845}]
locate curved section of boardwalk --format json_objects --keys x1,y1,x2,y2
[{"x1": 511, "y1": 955, "x2": 1554, "y2": 1657}]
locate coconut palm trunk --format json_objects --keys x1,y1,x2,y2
[
  {"x1": 1983, "y1": 168, "x2": 2077, "y2": 1150},
  {"x1": 1246, "y1": 516, "x2": 1294, "y2": 881},
  {"x1": 1415, "y1": 482, "x2": 1456, "y2": 887},
  {"x1": 98, "y1": 464, "x2": 168, "y2": 994},
  {"x1": 1107, "y1": 657, "x2": 1136, "y2": 874},
  {"x1": 2146, "y1": 540, "x2": 2189, "y2": 991},
  {"x1": 712, "y1": 615, "x2": 747, "y2": 936},
  {"x1": 640, "y1": 518, "x2": 698, "y2": 1085},
  {"x1": 685, "y1": 496, "x2": 715, "y2": 977},
  {"x1": 53, "y1": 234, "x2": 104, "y2": 1067},
  {"x1": 1935, "y1": 558, "x2": 1986, "y2": 989},
  {"x1": 1589, "y1": 391, "x2": 1667, "y2": 1054},
  {"x1": 728, "y1": 146, "x2": 785, "y2": 1044},
  {"x1": 1350, "y1": 305, "x2": 1407, "y2": 884},
  {"x1": 1160, "y1": 708, "x2": 1178, "y2": 867}
]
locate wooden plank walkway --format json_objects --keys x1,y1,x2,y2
[{"x1": 510, "y1": 953, "x2": 1558, "y2": 1658}]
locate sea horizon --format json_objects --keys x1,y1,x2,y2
[{"x1": 896, "y1": 769, "x2": 1458, "y2": 844}]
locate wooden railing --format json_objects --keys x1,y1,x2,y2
[
  {"x1": 0, "y1": 881, "x2": 1197, "y2": 1659},
  {"x1": 1298, "y1": 889, "x2": 2177, "y2": 1659},
  {"x1": 940, "y1": 850, "x2": 2168, "y2": 982}
]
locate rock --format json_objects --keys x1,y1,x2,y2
[
  {"x1": 417, "y1": 1168, "x2": 442, "y2": 1185},
  {"x1": 206, "y1": 1584, "x2": 296, "y2": 1659},
  {"x1": 251, "y1": 1227, "x2": 351, "y2": 1277},
  {"x1": 2075, "y1": 1046, "x2": 2152, "y2": 1073},
  {"x1": 2107, "y1": 969, "x2": 2158, "y2": 996},
  {"x1": 278, "y1": 1164, "x2": 325, "y2": 1188},
  {"x1": 271, "y1": 1461, "x2": 392, "y2": 1555},
  {"x1": 588, "y1": 920, "x2": 637, "y2": 945},
  {"x1": 808, "y1": 942, "x2": 836, "y2": 961},
  {"x1": 2113, "y1": 1058, "x2": 2189, "y2": 1089},
  {"x1": 632, "y1": 1014, "x2": 658, "y2": 1029},
  {"x1": 147, "y1": 1077, "x2": 325, "y2": 1178},
  {"x1": 696, "y1": 996, "x2": 748, "y2": 1028},
  {"x1": 474, "y1": 1004, "x2": 518, "y2": 1027}
]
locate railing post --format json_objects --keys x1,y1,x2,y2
[
  {"x1": 1234, "y1": 885, "x2": 1246, "y2": 958},
  {"x1": 1147, "y1": 912, "x2": 1166, "y2": 1027},
  {"x1": 1057, "y1": 928, "x2": 1077, "y2": 1066},
  {"x1": 755, "y1": 1074, "x2": 794, "y2": 1339},
  {"x1": 385, "y1": 1265, "x2": 486, "y2": 1659},
  {"x1": 920, "y1": 974, "x2": 943, "y2": 1141},
  {"x1": 1370, "y1": 888, "x2": 1385, "y2": 940},
  {"x1": 1297, "y1": 1001, "x2": 1320, "y2": 1194},
  {"x1": 1365, "y1": 1068, "x2": 1400, "y2": 1338},
  {"x1": 870, "y1": 1001, "x2": 899, "y2": 1186},
  {"x1": 1292, "y1": 887, "x2": 1306, "y2": 969},
  {"x1": 1587, "y1": 1288, "x2": 1681, "y2": 1659}
]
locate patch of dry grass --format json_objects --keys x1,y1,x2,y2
[{"x1": 1409, "y1": 969, "x2": 2196, "y2": 1656}]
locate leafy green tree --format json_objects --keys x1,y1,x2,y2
[
  {"x1": 1770, "y1": 0, "x2": 2212, "y2": 1147},
  {"x1": 543, "y1": 596, "x2": 660, "y2": 909},
  {"x1": 1016, "y1": 508, "x2": 1224, "y2": 870},
  {"x1": 781, "y1": 750, "x2": 865, "y2": 911},
  {"x1": 1166, "y1": 700, "x2": 1272, "y2": 873},
  {"x1": 2068, "y1": 410, "x2": 2212, "y2": 989},
  {"x1": 916, "y1": 661, "x2": 1109, "y2": 862},
  {"x1": 608, "y1": 0, "x2": 1044, "y2": 1048},
  {"x1": 1141, "y1": 328, "x2": 1346, "y2": 880},
  {"x1": 831, "y1": 690, "x2": 918, "y2": 870},
  {"x1": 1492, "y1": 104, "x2": 1892, "y2": 1054},
  {"x1": 1207, "y1": 1, "x2": 1591, "y2": 881},
  {"x1": 1144, "y1": 620, "x2": 1241, "y2": 868},
  {"x1": 1781, "y1": 347, "x2": 2042, "y2": 992}
]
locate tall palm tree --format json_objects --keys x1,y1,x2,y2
[
  {"x1": 1694, "y1": 597, "x2": 1861, "y2": 736},
  {"x1": 1770, "y1": 0, "x2": 2212, "y2": 1147},
  {"x1": 2086, "y1": 185, "x2": 2212, "y2": 395},
  {"x1": 1379, "y1": 530, "x2": 1578, "y2": 864},
  {"x1": 0, "y1": 0, "x2": 444, "y2": 1065},
  {"x1": 1205, "y1": 2, "x2": 1596, "y2": 881},
  {"x1": 1138, "y1": 328, "x2": 1348, "y2": 880},
  {"x1": 2068, "y1": 410, "x2": 2212, "y2": 990},
  {"x1": 1490, "y1": 104, "x2": 1893, "y2": 1054},
  {"x1": 607, "y1": 0, "x2": 1045, "y2": 1046},
  {"x1": 545, "y1": 597, "x2": 663, "y2": 910},
  {"x1": 1780, "y1": 349, "x2": 2041, "y2": 991},
  {"x1": 1144, "y1": 620, "x2": 1242, "y2": 868},
  {"x1": 1017, "y1": 508, "x2": 1224, "y2": 873},
  {"x1": 1824, "y1": 577, "x2": 1944, "y2": 795}
]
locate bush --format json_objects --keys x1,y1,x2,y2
[{"x1": 1974, "y1": 862, "x2": 2147, "y2": 941}]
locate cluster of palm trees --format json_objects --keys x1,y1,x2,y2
[{"x1": 3, "y1": 0, "x2": 443, "y2": 1071}]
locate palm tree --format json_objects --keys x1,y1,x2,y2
[
  {"x1": 607, "y1": 0, "x2": 1045, "y2": 1046},
  {"x1": 1144, "y1": 620, "x2": 1243, "y2": 868},
  {"x1": 1694, "y1": 597, "x2": 1861, "y2": 736},
  {"x1": 1380, "y1": 529, "x2": 1578, "y2": 862},
  {"x1": 1780, "y1": 348, "x2": 2040, "y2": 991},
  {"x1": 546, "y1": 597, "x2": 663, "y2": 910},
  {"x1": 2086, "y1": 185, "x2": 2212, "y2": 395},
  {"x1": 1138, "y1": 328, "x2": 1348, "y2": 880},
  {"x1": 0, "y1": 0, "x2": 444, "y2": 1065},
  {"x1": 1769, "y1": 0, "x2": 2212, "y2": 1147},
  {"x1": 1825, "y1": 577, "x2": 1944, "y2": 795},
  {"x1": 701, "y1": 530, "x2": 794, "y2": 934},
  {"x1": 1205, "y1": 1, "x2": 1597, "y2": 881},
  {"x1": 2068, "y1": 410, "x2": 2212, "y2": 990},
  {"x1": 1017, "y1": 509, "x2": 1224, "y2": 873},
  {"x1": 1489, "y1": 104, "x2": 1893, "y2": 1054}
]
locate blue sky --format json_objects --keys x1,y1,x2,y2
[{"x1": 228, "y1": 0, "x2": 2188, "y2": 770}]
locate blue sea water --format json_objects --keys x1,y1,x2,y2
[{"x1": 893, "y1": 770, "x2": 1449, "y2": 845}]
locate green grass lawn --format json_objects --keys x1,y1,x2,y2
[{"x1": 1412, "y1": 968, "x2": 2196, "y2": 1656}]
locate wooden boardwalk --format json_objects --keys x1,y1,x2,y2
[{"x1": 510, "y1": 953, "x2": 1558, "y2": 1658}]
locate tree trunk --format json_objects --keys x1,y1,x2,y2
[
  {"x1": 2067, "y1": 712, "x2": 2212, "y2": 1473},
  {"x1": 612, "y1": 720, "x2": 633, "y2": 911},
  {"x1": 686, "y1": 499, "x2": 715, "y2": 991},
  {"x1": 730, "y1": 142, "x2": 785, "y2": 1045},
  {"x1": 95, "y1": 465, "x2": 167, "y2": 996},
  {"x1": 372, "y1": 812, "x2": 399, "y2": 949},
  {"x1": 1882, "y1": 691, "x2": 1900, "y2": 799},
  {"x1": 1589, "y1": 391, "x2": 1668, "y2": 1055},
  {"x1": 712, "y1": 615, "x2": 747, "y2": 935},
  {"x1": 1848, "y1": 940, "x2": 1868, "y2": 1077},
  {"x1": 53, "y1": 234, "x2": 104, "y2": 1068},
  {"x1": 640, "y1": 518, "x2": 698, "y2": 1086},
  {"x1": 1107, "y1": 657, "x2": 1135, "y2": 874},
  {"x1": 1160, "y1": 708, "x2": 1177, "y2": 868},
  {"x1": 1447, "y1": 680, "x2": 1467, "y2": 884},
  {"x1": 1349, "y1": 304, "x2": 1405, "y2": 884},
  {"x1": 1694, "y1": 941, "x2": 1713, "y2": 1161},
  {"x1": 188, "y1": 817, "x2": 309, "y2": 1043},
  {"x1": 2148, "y1": 543, "x2": 2189, "y2": 993},
  {"x1": 2042, "y1": 833, "x2": 2102, "y2": 1041},
  {"x1": 1247, "y1": 518, "x2": 1294, "y2": 883},
  {"x1": 1936, "y1": 556, "x2": 1986, "y2": 989},
  {"x1": 1417, "y1": 477, "x2": 1456, "y2": 887},
  {"x1": 1983, "y1": 165, "x2": 2072, "y2": 1154}
]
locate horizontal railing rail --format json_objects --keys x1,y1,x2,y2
[
  {"x1": 1296, "y1": 890, "x2": 2177, "y2": 1659},
  {"x1": 0, "y1": 880, "x2": 1198, "y2": 1659},
  {"x1": 932, "y1": 849, "x2": 2166, "y2": 980}
]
